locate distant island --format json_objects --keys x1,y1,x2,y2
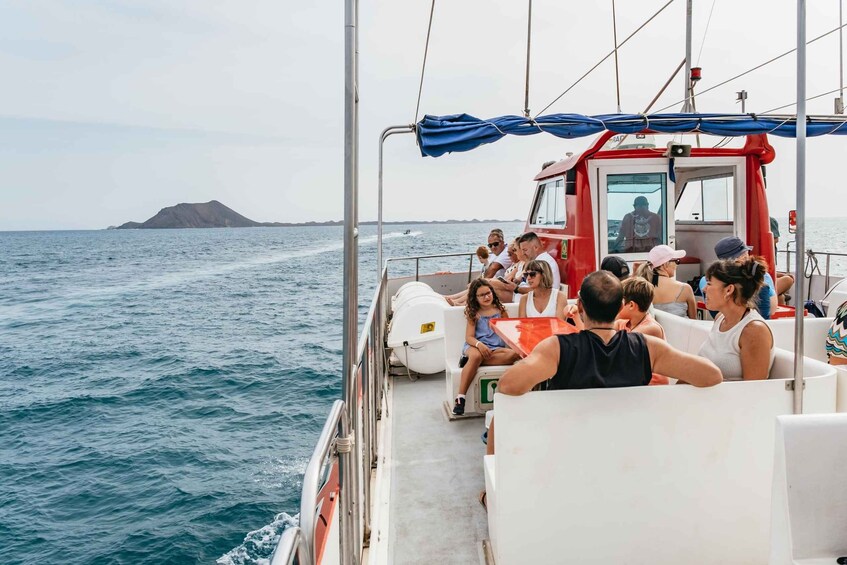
[{"x1": 112, "y1": 201, "x2": 521, "y2": 229}]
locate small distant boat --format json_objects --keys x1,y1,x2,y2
[{"x1": 403, "y1": 229, "x2": 411, "y2": 235}]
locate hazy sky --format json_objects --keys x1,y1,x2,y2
[{"x1": 1, "y1": 1, "x2": 846, "y2": 230}]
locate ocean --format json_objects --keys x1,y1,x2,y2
[{"x1": 0, "y1": 218, "x2": 844, "y2": 564}]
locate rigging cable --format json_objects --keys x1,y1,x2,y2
[
  {"x1": 761, "y1": 86, "x2": 846, "y2": 114},
  {"x1": 654, "y1": 22, "x2": 847, "y2": 114},
  {"x1": 534, "y1": 0, "x2": 676, "y2": 118},
  {"x1": 414, "y1": 0, "x2": 437, "y2": 124},
  {"x1": 695, "y1": 0, "x2": 717, "y2": 66},
  {"x1": 840, "y1": 0, "x2": 844, "y2": 111},
  {"x1": 612, "y1": 0, "x2": 622, "y2": 113}
]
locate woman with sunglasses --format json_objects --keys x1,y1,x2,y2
[
  {"x1": 634, "y1": 245, "x2": 696, "y2": 319},
  {"x1": 453, "y1": 279, "x2": 519, "y2": 415},
  {"x1": 517, "y1": 260, "x2": 567, "y2": 320}
]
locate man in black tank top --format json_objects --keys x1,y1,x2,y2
[{"x1": 498, "y1": 271, "x2": 722, "y2": 396}]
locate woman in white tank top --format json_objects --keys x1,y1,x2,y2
[
  {"x1": 518, "y1": 260, "x2": 567, "y2": 320},
  {"x1": 698, "y1": 256, "x2": 775, "y2": 381}
]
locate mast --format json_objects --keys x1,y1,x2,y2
[
  {"x1": 682, "y1": 0, "x2": 693, "y2": 112},
  {"x1": 793, "y1": 0, "x2": 807, "y2": 414}
]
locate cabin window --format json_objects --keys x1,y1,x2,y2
[
  {"x1": 606, "y1": 172, "x2": 667, "y2": 254},
  {"x1": 676, "y1": 174, "x2": 735, "y2": 223},
  {"x1": 530, "y1": 178, "x2": 567, "y2": 227}
]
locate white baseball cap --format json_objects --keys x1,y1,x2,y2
[{"x1": 648, "y1": 245, "x2": 686, "y2": 267}]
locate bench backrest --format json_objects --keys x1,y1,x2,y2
[
  {"x1": 442, "y1": 303, "x2": 519, "y2": 362},
  {"x1": 491, "y1": 367, "x2": 837, "y2": 565}
]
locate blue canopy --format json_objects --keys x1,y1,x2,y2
[{"x1": 416, "y1": 112, "x2": 847, "y2": 157}]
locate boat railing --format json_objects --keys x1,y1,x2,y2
[
  {"x1": 777, "y1": 247, "x2": 847, "y2": 300},
  {"x1": 386, "y1": 251, "x2": 480, "y2": 282},
  {"x1": 269, "y1": 526, "x2": 308, "y2": 565}
]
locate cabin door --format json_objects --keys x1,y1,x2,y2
[{"x1": 597, "y1": 163, "x2": 676, "y2": 264}]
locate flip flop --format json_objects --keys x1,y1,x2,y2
[{"x1": 478, "y1": 490, "x2": 487, "y2": 510}]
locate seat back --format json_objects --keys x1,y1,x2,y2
[
  {"x1": 770, "y1": 413, "x2": 847, "y2": 564},
  {"x1": 490, "y1": 369, "x2": 837, "y2": 565}
]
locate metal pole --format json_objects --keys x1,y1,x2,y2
[
  {"x1": 343, "y1": 0, "x2": 361, "y2": 558},
  {"x1": 682, "y1": 0, "x2": 693, "y2": 112},
  {"x1": 524, "y1": 0, "x2": 532, "y2": 117},
  {"x1": 793, "y1": 0, "x2": 807, "y2": 415},
  {"x1": 378, "y1": 126, "x2": 415, "y2": 284}
]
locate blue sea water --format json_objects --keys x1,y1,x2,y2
[
  {"x1": 1, "y1": 218, "x2": 844, "y2": 564},
  {"x1": 0, "y1": 222, "x2": 520, "y2": 565}
]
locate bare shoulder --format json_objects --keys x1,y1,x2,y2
[{"x1": 740, "y1": 320, "x2": 773, "y2": 345}]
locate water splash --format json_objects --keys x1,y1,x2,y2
[{"x1": 216, "y1": 512, "x2": 299, "y2": 565}]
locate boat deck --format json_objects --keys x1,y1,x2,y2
[{"x1": 386, "y1": 372, "x2": 489, "y2": 564}]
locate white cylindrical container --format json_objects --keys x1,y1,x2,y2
[{"x1": 387, "y1": 284, "x2": 448, "y2": 374}]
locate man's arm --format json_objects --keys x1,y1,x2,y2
[
  {"x1": 497, "y1": 336, "x2": 560, "y2": 395},
  {"x1": 644, "y1": 335, "x2": 722, "y2": 387},
  {"x1": 484, "y1": 261, "x2": 505, "y2": 278}
]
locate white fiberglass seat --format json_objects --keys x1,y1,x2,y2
[{"x1": 770, "y1": 413, "x2": 847, "y2": 565}]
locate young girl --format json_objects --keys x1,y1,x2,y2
[
  {"x1": 453, "y1": 278, "x2": 519, "y2": 415},
  {"x1": 475, "y1": 245, "x2": 490, "y2": 271}
]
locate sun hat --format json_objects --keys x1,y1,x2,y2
[
  {"x1": 600, "y1": 256, "x2": 630, "y2": 280},
  {"x1": 714, "y1": 236, "x2": 753, "y2": 260},
  {"x1": 647, "y1": 245, "x2": 686, "y2": 268}
]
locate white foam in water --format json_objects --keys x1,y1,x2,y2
[{"x1": 217, "y1": 512, "x2": 299, "y2": 565}]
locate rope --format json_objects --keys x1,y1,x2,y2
[
  {"x1": 695, "y1": 0, "x2": 718, "y2": 66},
  {"x1": 534, "y1": 0, "x2": 676, "y2": 118},
  {"x1": 655, "y1": 22, "x2": 847, "y2": 114},
  {"x1": 414, "y1": 0, "x2": 437, "y2": 124}
]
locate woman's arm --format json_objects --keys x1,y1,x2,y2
[
  {"x1": 554, "y1": 292, "x2": 567, "y2": 321},
  {"x1": 517, "y1": 294, "x2": 528, "y2": 318},
  {"x1": 739, "y1": 321, "x2": 773, "y2": 380},
  {"x1": 683, "y1": 284, "x2": 697, "y2": 319}
]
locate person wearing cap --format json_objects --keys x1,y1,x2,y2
[
  {"x1": 600, "y1": 255, "x2": 630, "y2": 281},
  {"x1": 612, "y1": 195, "x2": 663, "y2": 253},
  {"x1": 633, "y1": 245, "x2": 696, "y2": 318},
  {"x1": 697, "y1": 236, "x2": 777, "y2": 319}
]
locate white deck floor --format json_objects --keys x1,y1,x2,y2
[{"x1": 386, "y1": 372, "x2": 489, "y2": 564}]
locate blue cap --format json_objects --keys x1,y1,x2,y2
[{"x1": 714, "y1": 236, "x2": 753, "y2": 259}]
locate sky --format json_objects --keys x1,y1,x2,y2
[{"x1": 1, "y1": 0, "x2": 846, "y2": 230}]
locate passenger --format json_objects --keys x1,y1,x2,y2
[
  {"x1": 769, "y1": 218, "x2": 796, "y2": 305},
  {"x1": 600, "y1": 255, "x2": 630, "y2": 281},
  {"x1": 612, "y1": 195, "x2": 663, "y2": 253},
  {"x1": 483, "y1": 228, "x2": 512, "y2": 278},
  {"x1": 634, "y1": 245, "x2": 696, "y2": 318},
  {"x1": 615, "y1": 277, "x2": 665, "y2": 339},
  {"x1": 616, "y1": 277, "x2": 668, "y2": 385},
  {"x1": 489, "y1": 238, "x2": 525, "y2": 304},
  {"x1": 697, "y1": 236, "x2": 778, "y2": 319},
  {"x1": 825, "y1": 300, "x2": 847, "y2": 366},
  {"x1": 487, "y1": 271, "x2": 721, "y2": 457},
  {"x1": 445, "y1": 229, "x2": 513, "y2": 306},
  {"x1": 698, "y1": 256, "x2": 775, "y2": 381},
  {"x1": 518, "y1": 261, "x2": 567, "y2": 320},
  {"x1": 453, "y1": 279, "x2": 519, "y2": 415},
  {"x1": 475, "y1": 245, "x2": 490, "y2": 271}
]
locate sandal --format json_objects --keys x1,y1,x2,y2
[{"x1": 478, "y1": 490, "x2": 487, "y2": 510}]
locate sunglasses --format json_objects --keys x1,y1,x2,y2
[
  {"x1": 488, "y1": 241, "x2": 503, "y2": 248},
  {"x1": 476, "y1": 291, "x2": 493, "y2": 299},
  {"x1": 670, "y1": 259, "x2": 681, "y2": 265},
  {"x1": 523, "y1": 271, "x2": 539, "y2": 278}
]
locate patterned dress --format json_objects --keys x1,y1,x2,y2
[{"x1": 825, "y1": 301, "x2": 847, "y2": 362}]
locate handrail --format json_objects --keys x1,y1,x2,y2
[
  {"x1": 386, "y1": 251, "x2": 480, "y2": 283},
  {"x1": 297, "y1": 400, "x2": 352, "y2": 565},
  {"x1": 269, "y1": 526, "x2": 308, "y2": 565}
]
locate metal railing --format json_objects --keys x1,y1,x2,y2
[
  {"x1": 777, "y1": 247, "x2": 847, "y2": 301},
  {"x1": 274, "y1": 266, "x2": 393, "y2": 565},
  {"x1": 269, "y1": 526, "x2": 308, "y2": 565},
  {"x1": 386, "y1": 251, "x2": 480, "y2": 282}
]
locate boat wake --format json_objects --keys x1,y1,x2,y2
[{"x1": 216, "y1": 512, "x2": 299, "y2": 565}]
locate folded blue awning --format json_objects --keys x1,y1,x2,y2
[{"x1": 416, "y1": 112, "x2": 847, "y2": 157}]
